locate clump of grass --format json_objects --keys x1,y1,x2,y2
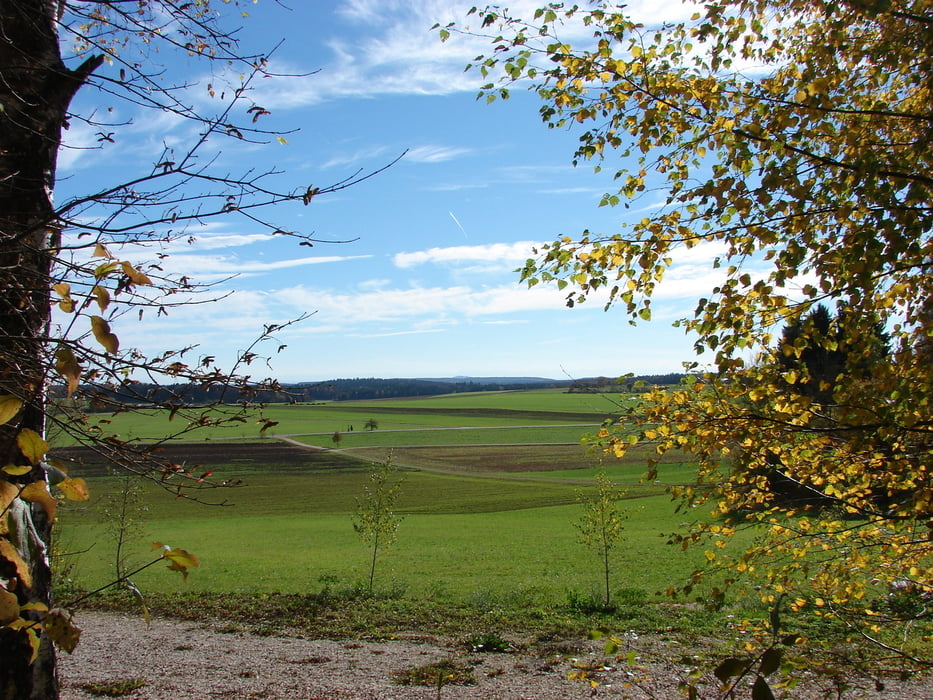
[
  {"x1": 464, "y1": 631, "x2": 514, "y2": 653},
  {"x1": 77, "y1": 678, "x2": 147, "y2": 697},
  {"x1": 565, "y1": 588, "x2": 616, "y2": 615},
  {"x1": 392, "y1": 659, "x2": 475, "y2": 687}
]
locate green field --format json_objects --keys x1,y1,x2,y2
[
  {"x1": 55, "y1": 389, "x2": 729, "y2": 606},
  {"x1": 52, "y1": 388, "x2": 624, "y2": 444}
]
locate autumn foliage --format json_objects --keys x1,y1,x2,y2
[{"x1": 449, "y1": 0, "x2": 933, "y2": 662}]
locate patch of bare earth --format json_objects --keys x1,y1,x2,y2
[{"x1": 58, "y1": 612, "x2": 930, "y2": 699}]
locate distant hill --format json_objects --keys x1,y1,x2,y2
[
  {"x1": 415, "y1": 376, "x2": 559, "y2": 385},
  {"x1": 73, "y1": 376, "x2": 572, "y2": 408},
  {"x1": 67, "y1": 374, "x2": 686, "y2": 409}
]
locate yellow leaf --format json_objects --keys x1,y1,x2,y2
[
  {"x1": 153, "y1": 543, "x2": 200, "y2": 580},
  {"x1": 93, "y1": 261, "x2": 118, "y2": 279},
  {"x1": 17, "y1": 429, "x2": 48, "y2": 466},
  {"x1": 19, "y1": 482, "x2": 56, "y2": 520},
  {"x1": 276, "y1": 136, "x2": 288, "y2": 145},
  {"x1": 20, "y1": 602, "x2": 48, "y2": 613},
  {"x1": 2, "y1": 465, "x2": 31, "y2": 476},
  {"x1": 44, "y1": 608, "x2": 81, "y2": 653},
  {"x1": 0, "y1": 395, "x2": 22, "y2": 425},
  {"x1": 0, "y1": 587, "x2": 20, "y2": 625},
  {"x1": 58, "y1": 478, "x2": 89, "y2": 501},
  {"x1": 0, "y1": 540, "x2": 33, "y2": 589},
  {"x1": 6, "y1": 618, "x2": 41, "y2": 663},
  {"x1": 120, "y1": 261, "x2": 152, "y2": 286},
  {"x1": 0, "y1": 481, "x2": 17, "y2": 534},
  {"x1": 53, "y1": 283, "x2": 74, "y2": 313},
  {"x1": 90, "y1": 316, "x2": 119, "y2": 354}
]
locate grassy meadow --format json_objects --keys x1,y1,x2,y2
[{"x1": 55, "y1": 389, "x2": 730, "y2": 607}]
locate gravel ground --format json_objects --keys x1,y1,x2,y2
[{"x1": 57, "y1": 612, "x2": 932, "y2": 699}]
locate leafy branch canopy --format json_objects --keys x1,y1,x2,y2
[{"x1": 444, "y1": 0, "x2": 933, "y2": 669}]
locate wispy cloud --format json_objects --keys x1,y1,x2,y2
[
  {"x1": 393, "y1": 241, "x2": 539, "y2": 268},
  {"x1": 149, "y1": 253, "x2": 373, "y2": 280},
  {"x1": 405, "y1": 145, "x2": 472, "y2": 163},
  {"x1": 322, "y1": 145, "x2": 392, "y2": 169},
  {"x1": 423, "y1": 182, "x2": 489, "y2": 192},
  {"x1": 355, "y1": 328, "x2": 447, "y2": 338},
  {"x1": 274, "y1": 281, "x2": 567, "y2": 324}
]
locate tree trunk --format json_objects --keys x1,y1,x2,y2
[{"x1": 0, "y1": 2, "x2": 100, "y2": 697}]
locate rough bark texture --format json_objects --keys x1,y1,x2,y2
[{"x1": 0, "y1": 2, "x2": 100, "y2": 697}]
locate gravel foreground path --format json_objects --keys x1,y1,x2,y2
[{"x1": 58, "y1": 612, "x2": 932, "y2": 699}]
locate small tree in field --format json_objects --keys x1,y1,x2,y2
[
  {"x1": 353, "y1": 457, "x2": 404, "y2": 594},
  {"x1": 575, "y1": 470, "x2": 626, "y2": 609},
  {"x1": 99, "y1": 474, "x2": 147, "y2": 584}
]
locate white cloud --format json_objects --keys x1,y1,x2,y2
[
  {"x1": 242, "y1": 0, "x2": 711, "y2": 114},
  {"x1": 273, "y1": 280, "x2": 565, "y2": 325},
  {"x1": 405, "y1": 145, "x2": 472, "y2": 163},
  {"x1": 170, "y1": 232, "x2": 276, "y2": 251},
  {"x1": 140, "y1": 253, "x2": 372, "y2": 281},
  {"x1": 393, "y1": 241, "x2": 540, "y2": 268}
]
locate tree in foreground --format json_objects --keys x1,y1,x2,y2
[
  {"x1": 353, "y1": 457, "x2": 404, "y2": 594},
  {"x1": 444, "y1": 0, "x2": 933, "y2": 676},
  {"x1": 1, "y1": 2, "x2": 389, "y2": 697},
  {"x1": 575, "y1": 470, "x2": 626, "y2": 609}
]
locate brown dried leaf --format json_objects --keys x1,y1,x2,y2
[
  {"x1": 54, "y1": 346, "x2": 81, "y2": 397},
  {"x1": 92, "y1": 243, "x2": 112, "y2": 258},
  {"x1": 0, "y1": 540, "x2": 32, "y2": 589},
  {"x1": 91, "y1": 285, "x2": 111, "y2": 312},
  {"x1": 120, "y1": 261, "x2": 153, "y2": 286},
  {"x1": 90, "y1": 316, "x2": 119, "y2": 354}
]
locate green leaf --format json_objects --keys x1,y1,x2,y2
[
  {"x1": 758, "y1": 647, "x2": 782, "y2": 676},
  {"x1": 713, "y1": 658, "x2": 748, "y2": 683},
  {"x1": 752, "y1": 676, "x2": 776, "y2": 700}
]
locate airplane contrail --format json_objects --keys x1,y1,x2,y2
[{"x1": 449, "y1": 211, "x2": 467, "y2": 238}]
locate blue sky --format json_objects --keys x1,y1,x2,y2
[{"x1": 56, "y1": 0, "x2": 728, "y2": 383}]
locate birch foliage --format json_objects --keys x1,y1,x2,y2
[{"x1": 447, "y1": 0, "x2": 933, "y2": 654}]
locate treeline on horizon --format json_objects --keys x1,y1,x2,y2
[{"x1": 59, "y1": 374, "x2": 688, "y2": 409}]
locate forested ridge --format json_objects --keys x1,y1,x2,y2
[{"x1": 63, "y1": 374, "x2": 687, "y2": 407}]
